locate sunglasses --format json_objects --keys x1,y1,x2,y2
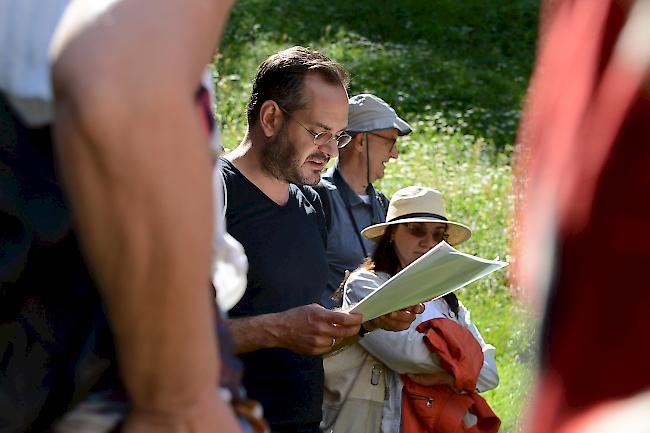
[{"x1": 403, "y1": 222, "x2": 449, "y2": 243}]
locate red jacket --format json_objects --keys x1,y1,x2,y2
[{"x1": 401, "y1": 318, "x2": 500, "y2": 433}]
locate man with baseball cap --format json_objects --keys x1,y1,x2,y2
[{"x1": 317, "y1": 93, "x2": 412, "y2": 308}]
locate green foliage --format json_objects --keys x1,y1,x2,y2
[
  {"x1": 214, "y1": 1, "x2": 540, "y2": 431},
  {"x1": 216, "y1": 0, "x2": 538, "y2": 152}
]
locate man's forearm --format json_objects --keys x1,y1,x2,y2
[
  {"x1": 228, "y1": 314, "x2": 280, "y2": 354},
  {"x1": 228, "y1": 304, "x2": 365, "y2": 356},
  {"x1": 50, "y1": 0, "x2": 238, "y2": 422}
]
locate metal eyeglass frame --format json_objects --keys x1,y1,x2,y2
[
  {"x1": 277, "y1": 105, "x2": 352, "y2": 149},
  {"x1": 366, "y1": 131, "x2": 398, "y2": 153}
]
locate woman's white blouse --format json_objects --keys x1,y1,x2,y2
[{"x1": 343, "y1": 268, "x2": 499, "y2": 433}]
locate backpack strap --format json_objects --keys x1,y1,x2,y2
[
  {"x1": 219, "y1": 165, "x2": 228, "y2": 218},
  {"x1": 214, "y1": 157, "x2": 229, "y2": 221},
  {"x1": 299, "y1": 184, "x2": 328, "y2": 246},
  {"x1": 311, "y1": 181, "x2": 333, "y2": 232}
]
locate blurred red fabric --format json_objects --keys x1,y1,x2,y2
[{"x1": 513, "y1": 0, "x2": 650, "y2": 431}]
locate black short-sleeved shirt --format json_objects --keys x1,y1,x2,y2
[{"x1": 220, "y1": 158, "x2": 328, "y2": 428}]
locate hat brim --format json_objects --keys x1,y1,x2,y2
[
  {"x1": 393, "y1": 117, "x2": 413, "y2": 136},
  {"x1": 361, "y1": 218, "x2": 472, "y2": 246}
]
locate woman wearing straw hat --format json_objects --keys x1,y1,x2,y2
[{"x1": 327, "y1": 186, "x2": 499, "y2": 433}]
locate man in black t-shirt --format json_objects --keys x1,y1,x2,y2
[{"x1": 221, "y1": 47, "x2": 423, "y2": 433}]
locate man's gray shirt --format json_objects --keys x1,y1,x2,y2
[{"x1": 319, "y1": 165, "x2": 389, "y2": 308}]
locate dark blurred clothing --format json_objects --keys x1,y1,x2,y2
[
  {"x1": 1, "y1": 92, "x2": 113, "y2": 432},
  {"x1": 0, "y1": 86, "x2": 255, "y2": 432}
]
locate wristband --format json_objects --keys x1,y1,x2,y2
[{"x1": 358, "y1": 324, "x2": 370, "y2": 338}]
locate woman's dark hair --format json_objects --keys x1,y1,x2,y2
[
  {"x1": 362, "y1": 224, "x2": 460, "y2": 317},
  {"x1": 363, "y1": 225, "x2": 400, "y2": 276}
]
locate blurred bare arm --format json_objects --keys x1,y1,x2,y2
[{"x1": 51, "y1": 0, "x2": 240, "y2": 431}]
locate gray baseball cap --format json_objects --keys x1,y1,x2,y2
[{"x1": 347, "y1": 93, "x2": 412, "y2": 136}]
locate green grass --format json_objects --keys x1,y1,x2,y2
[{"x1": 214, "y1": 1, "x2": 540, "y2": 431}]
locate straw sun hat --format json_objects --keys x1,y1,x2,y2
[{"x1": 361, "y1": 186, "x2": 472, "y2": 246}]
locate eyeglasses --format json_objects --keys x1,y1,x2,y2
[
  {"x1": 404, "y1": 222, "x2": 449, "y2": 244},
  {"x1": 278, "y1": 105, "x2": 352, "y2": 149},
  {"x1": 367, "y1": 131, "x2": 398, "y2": 153}
]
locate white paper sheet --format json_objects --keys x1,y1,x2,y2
[{"x1": 344, "y1": 241, "x2": 507, "y2": 321}]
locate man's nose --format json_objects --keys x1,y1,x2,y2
[
  {"x1": 318, "y1": 139, "x2": 338, "y2": 159},
  {"x1": 390, "y1": 141, "x2": 399, "y2": 159}
]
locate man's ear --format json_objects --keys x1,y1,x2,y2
[
  {"x1": 258, "y1": 100, "x2": 283, "y2": 138},
  {"x1": 353, "y1": 133, "x2": 366, "y2": 153}
]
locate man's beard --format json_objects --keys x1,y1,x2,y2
[{"x1": 261, "y1": 125, "x2": 328, "y2": 186}]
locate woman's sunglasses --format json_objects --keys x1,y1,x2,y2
[{"x1": 403, "y1": 222, "x2": 449, "y2": 243}]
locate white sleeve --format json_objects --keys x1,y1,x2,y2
[
  {"x1": 357, "y1": 296, "x2": 500, "y2": 391},
  {"x1": 358, "y1": 299, "x2": 449, "y2": 375},
  {"x1": 342, "y1": 269, "x2": 385, "y2": 307},
  {"x1": 457, "y1": 302, "x2": 499, "y2": 392},
  {"x1": 342, "y1": 270, "x2": 443, "y2": 374},
  {"x1": 211, "y1": 161, "x2": 247, "y2": 312}
]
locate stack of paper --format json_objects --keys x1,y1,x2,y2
[{"x1": 344, "y1": 241, "x2": 507, "y2": 321}]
